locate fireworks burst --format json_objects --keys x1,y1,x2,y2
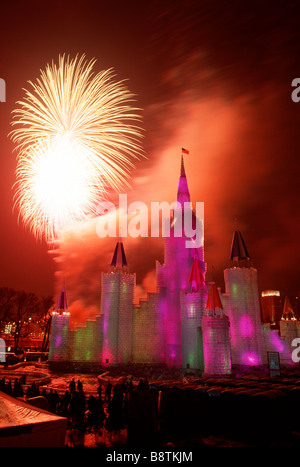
[{"x1": 10, "y1": 54, "x2": 143, "y2": 242}]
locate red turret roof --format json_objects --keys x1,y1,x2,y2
[
  {"x1": 188, "y1": 258, "x2": 205, "y2": 292},
  {"x1": 206, "y1": 282, "x2": 223, "y2": 311}
]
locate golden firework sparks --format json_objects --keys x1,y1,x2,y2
[{"x1": 10, "y1": 54, "x2": 143, "y2": 242}]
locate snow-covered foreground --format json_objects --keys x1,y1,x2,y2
[{"x1": 0, "y1": 364, "x2": 129, "y2": 447}]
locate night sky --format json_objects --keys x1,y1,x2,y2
[{"x1": 1, "y1": 0, "x2": 300, "y2": 322}]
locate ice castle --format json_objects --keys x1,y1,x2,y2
[{"x1": 48, "y1": 156, "x2": 300, "y2": 374}]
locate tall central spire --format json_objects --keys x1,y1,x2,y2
[
  {"x1": 177, "y1": 155, "x2": 190, "y2": 205},
  {"x1": 180, "y1": 155, "x2": 186, "y2": 177}
]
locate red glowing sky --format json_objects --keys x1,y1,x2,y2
[{"x1": 0, "y1": 0, "x2": 300, "y2": 319}]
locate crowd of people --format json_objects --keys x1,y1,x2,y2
[
  {"x1": 0, "y1": 374, "x2": 151, "y2": 446},
  {"x1": 0, "y1": 375, "x2": 26, "y2": 398}
]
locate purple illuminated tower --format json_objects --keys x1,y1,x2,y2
[
  {"x1": 48, "y1": 284, "x2": 70, "y2": 362},
  {"x1": 224, "y1": 231, "x2": 267, "y2": 367},
  {"x1": 101, "y1": 241, "x2": 135, "y2": 366},
  {"x1": 157, "y1": 156, "x2": 205, "y2": 366}
]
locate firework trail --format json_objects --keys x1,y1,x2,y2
[{"x1": 10, "y1": 54, "x2": 143, "y2": 242}]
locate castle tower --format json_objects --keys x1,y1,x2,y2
[
  {"x1": 224, "y1": 230, "x2": 267, "y2": 367},
  {"x1": 162, "y1": 153, "x2": 205, "y2": 366},
  {"x1": 202, "y1": 282, "x2": 231, "y2": 375},
  {"x1": 279, "y1": 296, "x2": 300, "y2": 365},
  {"x1": 181, "y1": 258, "x2": 207, "y2": 370},
  {"x1": 48, "y1": 284, "x2": 70, "y2": 363},
  {"x1": 101, "y1": 241, "x2": 135, "y2": 366}
]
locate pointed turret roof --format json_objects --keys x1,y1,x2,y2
[
  {"x1": 188, "y1": 258, "x2": 205, "y2": 292},
  {"x1": 177, "y1": 155, "x2": 190, "y2": 205},
  {"x1": 110, "y1": 241, "x2": 128, "y2": 270},
  {"x1": 56, "y1": 284, "x2": 68, "y2": 313},
  {"x1": 206, "y1": 282, "x2": 223, "y2": 313},
  {"x1": 281, "y1": 296, "x2": 296, "y2": 320},
  {"x1": 229, "y1": 230, "x2": 251, "y2": 263}
]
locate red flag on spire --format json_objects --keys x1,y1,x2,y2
[{"x1": 182, "y1": 148, "x2": 189, "y2": 154}]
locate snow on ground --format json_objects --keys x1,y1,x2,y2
[
  {"x1": 45, "y1": 373, "x2": 100, "y2": 394},
  {"x1": 1, "y1": 364, "x2": 103, "y2": 394}
]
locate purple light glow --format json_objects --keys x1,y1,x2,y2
[
  {"x1": 243, "y1": 351, "x2": 259, "y2": 365},
  {"x1": 102, "y1": 349, "x2": 114, "y2": 364},
  {"x1": 271, "y1": 331, "x2": 285, "y2": 352},
  {"x1": 55, "y1": 336, "x2": 62, "y2": 347},
  {"x1": 103, "y1": 318, "x2": 108, "y2": 334},
  {"x1": 239, "y1": 315, "x2": 254, "y2": 337}
]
